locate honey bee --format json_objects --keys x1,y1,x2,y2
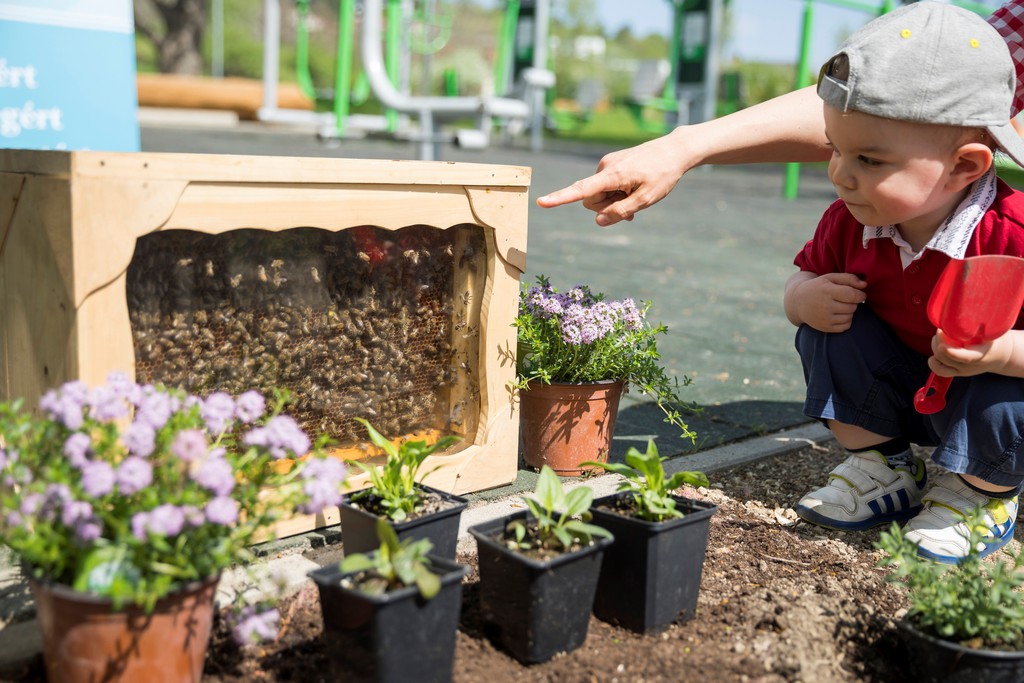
[
  {"x1": 177, "y1": 258, "x2": 193, "y2": 268},
  {"x1": 403, "y1": 249, "x2": 419, "y2": 265},
  {"x1": 230, "y1": 274, "x2": 243, "y2": 288},
  {"x1": 271, "y1": 259, "x2": 284, "y2": 269},
  {"x1": 204, "y1": 260, "x2": 215, "y2": 277},
  {"x1": 257, "y1": 265, "x2": 268, "y2": 283},
  {"x1": 461, "y1": 290, "x2": 472, "y2": 306},
  {"x1": 310, "y1": 266, "x2": 321, "y2": 284}
]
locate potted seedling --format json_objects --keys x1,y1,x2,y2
[
  {"x1": 340, "y1": 418, "x2": 466, "y2": 558},
  {"x1": 583, "y1": 439, "x2": 716, "y2": 633},
  {"x1": 310, "y1": 519, "x2": 468, "y2": 683},
  {"x1": 468, "y1": 466, "x2": 614, "y2": 664},
  {"x1": 876, "y1": 508, "x2": 1024, "y2": 682}
]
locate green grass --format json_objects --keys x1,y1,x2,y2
[{"x1": 547, "y1": 106, "x2": 665, "y2": 148}]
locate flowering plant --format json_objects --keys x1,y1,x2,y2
[
  {"x1": 513, "y1": 276, "x2": 695, "y2": 438},
  {"x1": 0, "y1": 373, "x2": 347, "y2": 612}
]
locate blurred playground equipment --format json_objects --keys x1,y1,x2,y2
[
  {"x1": 622, "y1": 0, "x2": 726, "y2": 134},
  {"x1": 784, "y1": 0, "x2": 1003, "y2": 200},
  {"x1": 259, "y1": 0, "x2": 554, "y2": 160}
]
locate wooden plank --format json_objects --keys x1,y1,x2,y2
[{"x1": 0, "y1": 150, "x2": 532, "y2": 187}]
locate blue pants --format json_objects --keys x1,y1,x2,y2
[{"x1": 795, "y1": 305, "x2": 1024, "y2": 487}]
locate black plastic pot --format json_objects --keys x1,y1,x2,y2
[
  {"x1": 339, "y1": 483, "x2": 469, "y2": 559},
  {"x1": 310, "y1": 555, "x2": 469, "y2": 683},
  {"x1": 589, "y1": 491, "x2": 717, "y2": 633},
  {"x1": 898, "y1": 619, "x2": 1024, "y2": 683},
  {"x1": 468, "y1": 511, "x2": 614, "y2": 664}
]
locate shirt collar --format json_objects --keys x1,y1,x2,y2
[{"x1": 861, "y1": 168, "x2": 998, "y2": 267}]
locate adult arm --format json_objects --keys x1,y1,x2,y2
[{"x1": 536, "y1": 86, "x2": 830, "y2": 226}]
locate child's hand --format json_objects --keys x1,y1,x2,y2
[
  {"x1": 785, "y1": 272, "x2": 867, "y2": 332},
  {"x1": 928, "y1": 329, "x2": 1017, "y2": 377}
]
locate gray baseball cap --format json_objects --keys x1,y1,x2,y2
[{"x1": 817, "y1": 1, "x2": 1024, "y2": 168}]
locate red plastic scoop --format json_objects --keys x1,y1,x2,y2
[{"x1": 914, "y1": 255, "x2": 1024, "y2": 414}]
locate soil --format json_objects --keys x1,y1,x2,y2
[
  {"x1": 201, "y1": 440, "x2": 929, "y2": 683},
  {"x1": 13, "y1": 440, "x2": 1021, "y2": 683}
]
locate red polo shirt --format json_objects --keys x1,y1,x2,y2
[{"x1": 793, "y1": 178, "x2": 1024, "y2": 356}]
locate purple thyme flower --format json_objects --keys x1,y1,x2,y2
[
  {"x1": 201, "y1": 392, "x2": 236, "y2": 434},
  {"x1": 116, "y1": 457, "x2": 153, "y2": 495},
  {"x1": 193, "y1": 457, "x2": 235, "y2": 497},
  {"x1": 172, "y1": 429, "x2": 208, "y2": 462},
  {"x1": 80, "y1": 461, "x2": 115, "y2": 497},
  {"x1": 205, "y1": 496, "x2": 239, "y2": 525},
  {"x1": 235, "y1": 390, "x2": 266, "y2": 424},
  {"x1": 243, "y1": 415, "x2": 310, "y2": 459},
  {"x1": 41, "y1": 484, "x2": 73, "y2": 520},
  {"x1": 123, "y1": 421, "x2": 156, "y2": 458},
  {"x1": 182, "y1": 505, "x2": 205, "y2": 527},
  {"x1": 88, "y1": 384, "x2": 129, "y2": 422},
  {"x1": 105, "y1": 371, "x2": 137, "y2": 400},
  {"x1": 147, "y1": 504, "x2": 185, "y2": 537},
  {"x1": 19, "y1": 493, "x2": 43, "y2": 517},
  {"x1": 232, "y1": 606, "x2": 280, "y2": 645},
  {"x1": 299, "y1": 458, "x2": 347, "y2": 513},
  {"x1": 74, "y1": 518, "x2": 103, "y2": 544},
  {"x1": 63, "y1": 433, "x2": 92, "y2": 468}
]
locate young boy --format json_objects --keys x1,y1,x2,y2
[{"x1": 786, "y1": 2, "x2": 1024, "y2": 564}]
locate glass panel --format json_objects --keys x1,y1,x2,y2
[{"x1": 126, "y1": 224, "x2": 486, "y2": 453}]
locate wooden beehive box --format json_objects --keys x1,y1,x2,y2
[{"x1": 0, "y1": 149, "x2": 529, "y2": 523}]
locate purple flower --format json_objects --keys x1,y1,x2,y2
[
  {"x1": 105, "y1": 371, "x2": 137, "y2": 400},
  {"x1": 80, "y1": 461, "x2": 115, "y2": 497},
  {"x1": 19, "y1": 493, "x2": 43, "y2": 517},
  {"x1": 41, "y1": 484, "x2": 73, "y2": 520},
  {"x1": 147, "y1": 504, "x2": 185, "y2": 537},
  {"x1": 116, "y1": 457, "x2": 153, "y2": 495},
  {"x1": 299, "y1": 458, "x2": 347, "y2": 513},
  {"x1": 182, "y1": 505, "x2": 205, "y2": 527},
  {"x1": 39, "y1": 388, "x2": 85, "y2": 430},
  {"x1": 5, "y1": 512, "x2": 22, "y2": 527},
  {"x1": 243, "y1": 415, "x2": 310, "y2": 459},
  {"x1": 205, "y1": 496, "x2": 239, "y2": 525},
  {"x1": 74, "y1": 518, "x2": 103, "y2": 544},
  {"x1": 235, "y1": 391, "x2": 266, "y2": 424},
  {"x1": 63, "y1": 433, "x2": 92, "y2": 468},
  {"x1": 88, "y1": 385, "x2": 128, "y2": 422},
  {"x1": 232, "y1": 606, "x2": 280, "y2": 645},
  {"x1": 61, "y1": 500, "x2": 93, "y2": 527},
  {"x1": 131, "y1": 512, "x2": 150, "y2": 540},
  {"x1": 201, "y1": 392, "x2": 236, "y2": 434},
  {"x1": 135, "y1": 390, "x2": 174, "y2": 431},
  {"x1": 193, "y1": 457, "x2": 235, "y2": 496},
  {"x1": 172, "y1": 429, "x2": 208, "y2": 462},
  {"x1": 123, "y1": 421, "x2": 156, "y2": 458}
]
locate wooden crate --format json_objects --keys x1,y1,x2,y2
[{"x1": 0, "y1": 150, "x2": 530, "y2": 518}]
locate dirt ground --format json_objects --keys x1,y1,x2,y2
[
  {"x1": 198, "y1": 439, "x2": 953, "y2": 683},
  {"x1": 11, "y1": 440, "x2": 1012, "y2": 683}
]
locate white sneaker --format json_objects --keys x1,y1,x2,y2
[
  {"x1": 795, "y1": 452, "x2": 927, "y2": 531},
  {"x1": 902, "y1": 472, "x2": 1018, "y2": 565}
]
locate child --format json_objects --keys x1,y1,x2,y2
[{"x1": 786, "y1": 2, "x2": 1024, "y2": 564}]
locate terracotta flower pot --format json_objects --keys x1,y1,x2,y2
[
  {"x1": 519, "y1": 379, "x2": 624, "y2": 475},
  {"x1": 30, "y1": 573, "x2": 219, "y2": 683}
]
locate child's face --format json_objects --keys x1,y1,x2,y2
[{"x1": 823, "y1": 105, "x2": 963, "y2": 232}]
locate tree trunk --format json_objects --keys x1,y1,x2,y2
[{"x1": 136, "y1": 0, "x2": 209, "y2": 75}]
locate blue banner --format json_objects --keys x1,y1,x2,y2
[{"x1": 0, "y1": 0, "x2": 139, "y2": 151}]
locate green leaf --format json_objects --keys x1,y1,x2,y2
[
  {"x1": 563, "y1": 486, "x2": 594, "y2": 517},
  {"x1": 534, "y1": 466, "x2": 562, "y2": 511}
]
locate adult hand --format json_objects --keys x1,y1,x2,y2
[{"x1": 535, "y1": 131, "x2": 690, "y2": 227}]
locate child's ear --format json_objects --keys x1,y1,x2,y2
[{"x1": 948, "y1": 143, "x2": 993, "y2": 191}]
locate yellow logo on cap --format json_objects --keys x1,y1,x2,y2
[
  {"x1": 900, "y1": 28, "x2": 911, "y2": 39},
  {"x1": 970, "y1": 38, "x2": 980, "y2": 48}
]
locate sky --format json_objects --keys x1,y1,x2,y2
[{"x1": 592, "y1": 0, "x2": 1002, "y2": 68}]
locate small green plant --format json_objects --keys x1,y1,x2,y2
[
  {"x1": 583, "y1": 439, "x2": 708, "y2": 522},
  {"x1": 340, "y1": 519, "x2": 441, "y2": 599},
  {"x1": 876, "y1": 508, "x2": 1024, "y2": 650},
  {"x1": 506, "y1": 466, "x2": 613, "y2": 553},
  {"x1": 350, "y1": 418, "x2": 460, "y2": 522}
]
